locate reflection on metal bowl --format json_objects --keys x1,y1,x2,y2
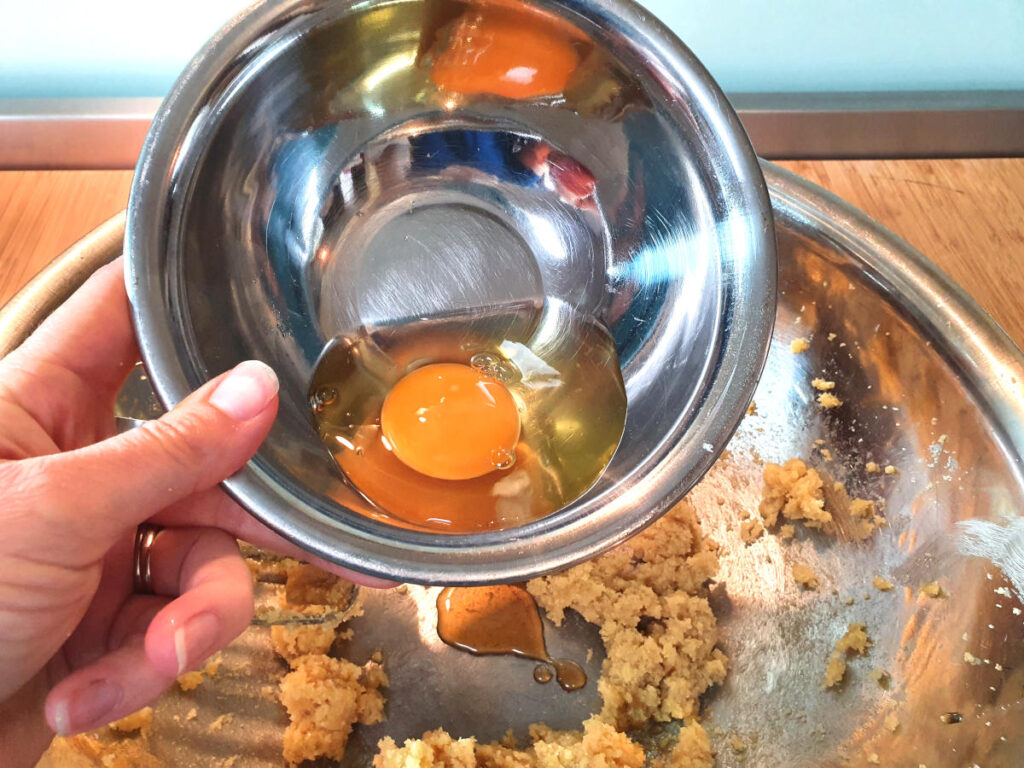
[
  {"x1": 125, "y1": 0, "x2": 776, "y2": 584},
  {"x1": 6, "y1": 163, "x2": 1022, "y2": 765}
]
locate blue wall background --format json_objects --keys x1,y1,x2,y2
[{"x1": 2, "y1": 0, "x2": 1022, "y2": 99}]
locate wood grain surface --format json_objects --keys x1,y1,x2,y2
[
  {"x1": 0, "y1": 160, "x2": 1022, "y2": 348},
  {"x1": 0, "y1": 170, "x2": 134, "y2": 306}
]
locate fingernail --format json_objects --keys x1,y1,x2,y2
[
  {"x1": 208, "y1": 361, "x2": 278, "y2": 421},
  {"x1": 174, "y1": 612, "x2": 221, "y2": 674},
  {"x1": 56, "y1": 680, "x2": 122, "y2": 734}
]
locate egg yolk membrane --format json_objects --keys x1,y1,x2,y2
[{"x1": 380, "y1": 363, "x2": 521, "y2": 481}]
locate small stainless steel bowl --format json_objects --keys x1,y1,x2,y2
[{"x1": 126, "y1": 0, "x2": 776, "y2": 584}]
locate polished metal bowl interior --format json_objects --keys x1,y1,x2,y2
[
  {"x1": 126, "y1": 0, "x2": 775, "y2": 584},
  {"x1": 10, "y1": 164, "x2": 1023, "y2": 765}
]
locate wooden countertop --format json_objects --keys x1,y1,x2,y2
[{"x1": 1, "y1": 160, "x2": 1023, "y2": 349}]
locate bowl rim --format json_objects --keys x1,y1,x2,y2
[
  {"x1": 763, "y1": 161, "x2": 1024, "y2": 476},
  {"x1": 124, "y1": 0, "x2": 778, "y2": 584}
]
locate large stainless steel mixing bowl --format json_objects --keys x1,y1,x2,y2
[
  {"x1": 124, "y1": 0, "x2": 776, "y2": 584},
  {"x1": 7, "y1": 163, "x2": 1023, "y2": 766}
]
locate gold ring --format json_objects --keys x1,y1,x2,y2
[{"x1": 132, "y1": 523, "x2": 163, "y2": 594}]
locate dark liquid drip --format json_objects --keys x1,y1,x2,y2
[{"x1": 436, "y1": 584, "x2": 586, "y2": 692}]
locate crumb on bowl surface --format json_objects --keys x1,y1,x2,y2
[
  {"x1": 280, "y1": 653, "x2": 388, "y2": 765},
  {"x1": 824, "y1": 623, "x2": 871, "y2": 689},
  {"x1": 817, "y1": 392, "x2": 843, "y2": 409},
  {"x1": 792, "y1": 563, "x2": 821, "y2": 590},
  {"x1": 527, "y1": 499, "x2": 726, "y2": 730}
]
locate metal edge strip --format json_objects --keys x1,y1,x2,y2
[
  {"x1": 1, "y1": 92, "x2": 1022, "y2": 168},
  {"x1": 0, "y1": 98, "x2": 161, "y2": 170},
  {"x1": 737, "y1": 91, "x2": 1024, "y2": 159}
]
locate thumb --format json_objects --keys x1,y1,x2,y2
[{"x1": 24, "y1": 360, "x2": 279, "y2": 557}]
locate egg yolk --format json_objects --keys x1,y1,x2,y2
[
  {"x1": 430, "y1": 6, "x2": 581, "y2": 100},
  {"x1": 380, "y1": 363, "x2": 521, "y2": 481}
]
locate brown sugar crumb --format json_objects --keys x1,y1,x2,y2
[
  {"x1": 820, "y1": 448, "x2": 834, "y2": 462},
  {"x1": 284, "y1": 563, "x2": 356, "y2": 609},
  {"x1": 827, "y1": 333, "x2": 837, "y2": 341},
  {"x1": 209, "y1": 714, "x2": 233, "y2": 733},
  {"x1": 271, "y1": 619, "x2": 342, "y2": 665},
  {"x1": 817, "y1": 392, "x2": 843, "y2": 409},
  {"x1": 524, "y1": 720, "x2": 645, "y2": 768},
  {"x1": 867, "y1": 753, "x2": 880, "y2": 765},
  {"x1": 811, "y1": 379, "x2": 836, "y2": 391},
  {"x1": 37, "y1": 735, "x2": 161, "y2": 768},
  {"x1": 870, "y1": 669, "x2": 891, "y2": 689},
  {"x1": 824, "y1": 623, "x2": 871, "y2": 689},
  {"x1": 730, "y1": 735, "x2": 748, "y2": 753},
  {"x1": 792, "y1": 563, "x2": 821, "y2": 591},
  {"x1": 865, "y1": 461, "x2": 881, "y2": 473},
  {"x1": 108, "y1": 707, "x2": 153, "y2": 736},
  {"x1": 374, "y1": 729, "x2": 477, "y2": 768},
  {"x1": 920, "y1": 582, "x2": 945, "y2": 598},
  {"x1": 746, "y1": 401, "x2": 757, "y2": 416},
  {"x1": 528, "y1": 499, "x2": 726, "y2": 730},
  {"x1": 848, "y1": 498, "x2": 886, "y2": 541},
  {"x1": 873, "y1": 576, "x2": 894, "y2": 592},
  {"x1": 779, "y1": 524, "x2": 796, "y2": 540},
  {"x1": 280, "y1": 654, "x2": 388, "y2": 765},
  {"x1": 243, "y1": 548, "x2": 299, "y2": 582},
  {"x1": 740, "y1": 517, "x2": 765, "y2": 544},
  {"x1": 790, "y1": 338, "x2": 810, "y2": 354},
  {"x1": 836, "y1": 623, "x2": 870, "y2": 655},
  {"x1": 256, "y1": 563, "x2": 362, "y2": 626},
  {"x1": 824, "y1": 653, "x2": 847, "y2": 689},
  {"x1": 884, "y1": 713, "x2": 900, "y2": 732},
  {"x1": 759, "y1": 459, "x2": 832, "y2": 532},
  {"x1": 884, "y1": 464, "x2": 898, "y2": 475},
  {"x1": 174, "y1": 653, "x2": 221, "y2": 692},
  {"x1": 663, "y1": 721, "x2": 714, "y2": 768},
  {"x1": 177, "y1": 671, "x2": 204, "y2": 691},
  {"x1": 374, "y1": 718, "x2": 648, "y2": 768},
  {"x1": 186, "y1": 707, "x2": 198, "y2": 721},
  {"x1": 963, "y1": 651, "x2": 982, "y2": 666}
]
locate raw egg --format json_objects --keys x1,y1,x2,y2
[
  {"x1": 380, "y1": 363, "x2": 521, "y2": 481},
  {"x1": 429, "y1": 5, "x2": 581, "y2": 100}
]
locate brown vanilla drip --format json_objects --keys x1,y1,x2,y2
[{"x1": 436, "y1": 584, "x2": 586, "y2": 692}]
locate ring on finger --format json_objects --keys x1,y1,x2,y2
[{"x1": 132, "y1": 523, "x2": 164, "y2": 594}]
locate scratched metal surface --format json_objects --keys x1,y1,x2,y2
[{"x1": 15, "y1": 163, "x2": 1024, "y2": 766}]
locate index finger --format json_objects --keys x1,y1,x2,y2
[
  {"x1": 4, "y1": 258, "x2": 137, "y2": 392},
  {"x1": 1, "y1": 259, "x2": 138, "y2": 447}
]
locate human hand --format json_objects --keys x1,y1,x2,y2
[{"x1": 0, "y1": 259, "x2": 388, "y2": 765}]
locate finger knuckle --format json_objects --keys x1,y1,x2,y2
[
  {"x1": 0, "y1": 458, "x2": 71, "y2": 538},
  {"x1": 138, "y1": 414, "x2": 215, "y2": 475}
]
